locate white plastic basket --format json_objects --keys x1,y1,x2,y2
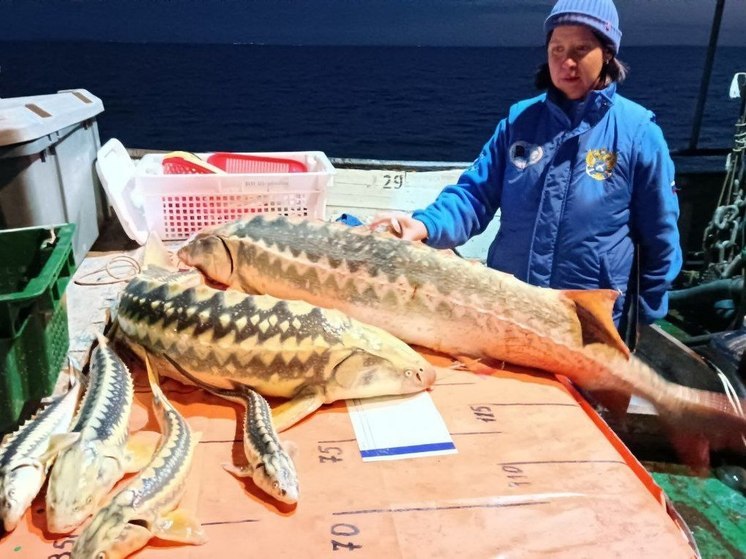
[{"x1": 96, "y1": 139, "x2": 333, "y2": 244}]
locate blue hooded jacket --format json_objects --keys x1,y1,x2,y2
[{"x1": 413, "y1": 82, "x2": 682, "y2": 325}]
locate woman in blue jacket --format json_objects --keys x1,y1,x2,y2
[{"x1": 372, "y1": 0, "x2": 682, "y2": 340}]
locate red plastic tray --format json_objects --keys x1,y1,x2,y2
[
  {"x1": 162, "y1": 156, "x2": 218, "y2": 175},
  {"x1": 207, "y1": 152, "x2": 307, "y2": 174}
]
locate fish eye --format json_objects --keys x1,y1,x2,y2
[
  {"x1": 404, "y1": 369, "x2": 413, "y2": 377},
  {"x1": 97, "y1": 553, "x2": 107, "y2": 559},
  {"x1": 86, "y1": 496, "x2": 93, "y2": 505}
]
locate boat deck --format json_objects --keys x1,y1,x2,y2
[{"x1": 0, "y1": 232, "x2": 701, "y2": 558}]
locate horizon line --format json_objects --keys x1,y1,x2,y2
[{"x1": 1, "y1": 39, "x2": 743, "y2": 49}]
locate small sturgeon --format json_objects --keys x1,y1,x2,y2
[
  {"x1": 178, "y1": 215, "x2": 746, "y2": 453},
  {"x1": 0, "y1": 370, "x2": 81, "y2": 532},
  {"x1": 115, "y1": 266, "x2": 435, "y2": 431},
  {"x1": 162, "y1": 353, "x2": 299, "y2": 504},
  {"x1": 46, "y1": 335, "x2": 153, "y2": 533},
  {"x1": 71, "y1": 353, "x2": 205, "y2": 558}
]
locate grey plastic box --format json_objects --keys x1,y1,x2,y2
[{"x1": 0, "y1": 89, "x2": 106, "y2": 263}]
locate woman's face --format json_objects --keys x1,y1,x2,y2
[{"x1": 547, "y1": 25, "x2": 607, "y2": 100}]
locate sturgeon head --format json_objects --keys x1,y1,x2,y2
[
  {"x1": 321, "y1": 319, "x2": 437, "y2": 402},
  {"x1": 45, "y1": 441, "x2": 124, "y2": 533},
  {"x1": 70, "y1": 497, "x2": 155, "y2": 559},
  {"x1": 178, "y1": 230, "x2": 235, "y2": 287},
  {"x1": 71, "y1": 492, "x2": 204, "y2": 559},
  {"x1": 0, "y1": 459, "x2": 46, "y2": 531}
]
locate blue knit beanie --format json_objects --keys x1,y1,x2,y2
[{"x1": 544, "y1": 0, "x2": 622, "y2": 54}]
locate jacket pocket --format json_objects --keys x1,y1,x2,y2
[
  {"x1": 600, "y1": 252, "x2": 622, "y2": 293},
  {"x1": 599, "y1": 241, "x2": 634, "y2": 293},
  {"x1": 598, "y1": 252, "x2": 617, "y2": 289}
]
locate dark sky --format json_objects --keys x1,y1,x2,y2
[{"x1": 0, "y1": 0, "x2": 744, "y2": 47}]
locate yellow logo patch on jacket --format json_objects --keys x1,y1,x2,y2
[{"x1": 585, "y1": 149, "x2": 617, "y2": 180}]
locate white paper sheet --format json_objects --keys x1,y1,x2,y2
[{"x1": 347, "y1": 391, "x2": 457, "y2": 461}]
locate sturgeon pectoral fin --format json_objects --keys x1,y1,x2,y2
[
  {"x1": 281, "y1": 439, "x2": 299, "y2": 460},
  {"x1": 123, "y1": 430, "x2": 162, "y2": 473},
  {"x1": 38, "y1": 432, "x2": 81, "y2": 464},
  {"x1": 452, "y1": 355, "x2": 503, "y2": 376},
  {"x1": 142, "y1": 233, "x2": 177, "y2": 271},
  {"x1": 271, "y1": 391, "x2": 326, "y2": 432},
  {"x1": 153, "y1": 509, "x2": 208, "y2": 545},
  {"x1": 223, "y1": 462, "x2": 254, "y2": 478},
  {"x1": 562, "y1": 289, "x2": 629, "y2": 357},
  {"x1": 114, "y1": 522, "x2": 154, "y2": 555},
  {"x1": 7, "y1": 457, "x2": 44, "y2": 472}
]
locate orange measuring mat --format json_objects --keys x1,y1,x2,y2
[{"x1": 0, "y1": 354, "x2": 696, "y2": 558}]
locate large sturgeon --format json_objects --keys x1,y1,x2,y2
[
  {"x1": 178, "y1": 215, "x2": 746, "y2": 452},
  {"x1": 71, "y1": 354, "x2": 205, "y2": 558},
  {"x1": 115, "y1": 266, "x2": 435, "y2": 431}
]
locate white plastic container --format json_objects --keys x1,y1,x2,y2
[
  {"x1": 0, "y1": 89, "x2": 106, "y2": 263},
  {"x1": 96, "y1": 139, "x2": 333, "y2": 244}
]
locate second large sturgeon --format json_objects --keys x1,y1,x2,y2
[
  {"x1": 178, "y1": 215, "x2": 746, "y2": 452},
  {"x1": 116, "y1": 266, "x2": 435, "y2": 431}
]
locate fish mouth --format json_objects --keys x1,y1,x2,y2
[
  {"x1": 279, "y1": 486, "x2": 300, "y2": 504},
  {"x1": 47, "y1": 510, "x2": 88, "y2": 534},
  {"x1": 416, "y1": 364, "x2": 437, "y2": 388},
  {"x1": 177, "y1": 234, "x2": 234, "y2": 282},
  {"x1": 3, "y1": 515, "x2": 20, "y2": 533}
]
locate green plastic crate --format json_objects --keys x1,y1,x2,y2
[{"x1": 0, "y1": 223, "x2": 76, "y2": 436}]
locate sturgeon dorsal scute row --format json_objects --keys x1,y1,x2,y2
[
  {"x1": 116, "y1": 266, "x2": 436, "y2": 430},
  {"x1": 118, "y1": 273, "x2": 360, "y2": 383},
  {"x1": 70, "y1": 340, "x2": 132, "y2": 443}
]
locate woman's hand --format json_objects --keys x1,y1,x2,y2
[{"x1": 369, "y1": 211, "x2": 428, "y2": 241}]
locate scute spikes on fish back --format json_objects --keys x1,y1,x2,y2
[
  {"x1": 179, "y1": 215, "x2": 746, "y2": 453},
  {"x1": 161, "y1": 354, "x2": 299, "y2": 504},
  {"x1": 124, "y1": 280, "x2": 358, "y2": 349},
  {"x1": 46, "y1": 336, "x2": 136, "y2": 533},
  {"x1": 71, "y1": 353, "x2": 205, "y2": 558},
  {"x1": 0, "y1": 374, "x2": 82, "y2": 532},
  {"x1": 68, "y1": 337, "x2": 133, "y2": 443},
  {"x1": 180, "y1": 215, "x2": 589, "y2": 357},
  {"x1": 115, "y1": 266, "x2": 436, "y2": 431}
]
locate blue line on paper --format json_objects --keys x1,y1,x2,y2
[{"x1": 360, "y1": 442, "x2": 456, "y2": 458}]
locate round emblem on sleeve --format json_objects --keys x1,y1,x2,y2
[{"x1": 510, "y1": 141, "x2": 543, "y2": 170}]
